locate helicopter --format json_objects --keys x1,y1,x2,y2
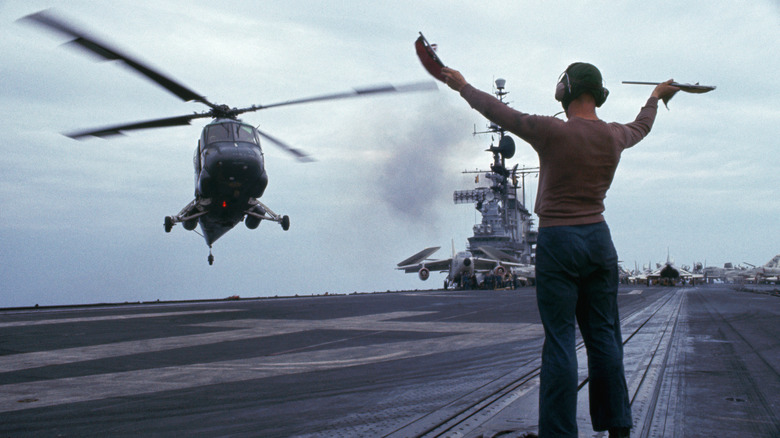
[{"x1": 21, "y1": 10, "x2": 436, "y2": 265}]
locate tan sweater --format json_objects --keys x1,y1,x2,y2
[{"x1": 460, "y1": 85, "x2": 659, "y2": 227}]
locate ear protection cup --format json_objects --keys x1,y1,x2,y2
[
  {"x1": 595, "y1": 87, "x2": 609, "y2": 107},
  {"x1": 555, "y1": 70, "x2": 609, "y2": 107},
  {"x1": 554, "y1": 72, "x2": 570, "y2": 102}
]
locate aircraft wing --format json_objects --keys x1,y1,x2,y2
[
  {"x1": 422, "y1": 259, "x2": 454, "y2": 272},
  {"x1": 397, "y1": 258, "x2": 453, "y2": 273},
  {"x1": 471, "y1": 251, "x2": 535, "y2": 278},
  {"x1": 647, "y1": 266, "x2": 663, "y2": 277},
  {"x1": 677, "y1": 267, "x2": 694, "y2": 277},
  {"x1": 397, "y1": 246, "x2": 440, "y2": 267},
  {"x1": 471, "y1": 257, "x2": 524, "y2": 271},
  {"x1": 511, "y1": 265, "x2": 536, "y2": 279},
  {"x1": 478, "y1": 246, "x2": 522, "y2": 264}
]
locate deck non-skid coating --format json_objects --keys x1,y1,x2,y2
[{"x1": 1, "y1": 286, "x2": 778, "y2": 437}]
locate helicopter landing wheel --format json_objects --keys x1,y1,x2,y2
[
  {"x1": 164, "y1": 216, "x2": 174, "y2": 233},
  {"x1": 281, "y1": 215, "x2": 290, "y2": 231}
]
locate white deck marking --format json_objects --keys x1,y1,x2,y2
[
  {"x1": 0, "y1": 309, "x2": 241, "y2": 328},
  {"x1": 0, "y1": 310, "x2": 542, "y2": 413}
]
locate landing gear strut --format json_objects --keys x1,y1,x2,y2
[
  {"x1": 245, "y1": 199, "x2": 290, "y2": 231},
  {"x1": 164, "y1": 199, "x2": 208, "y2": 233}
]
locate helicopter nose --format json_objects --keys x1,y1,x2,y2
[
  {"x1": 201, "y1": 145, "x2": 264, "y2": 195},
  {"x1": 214, "y1": 157, "x2": 256, "y2": 180},
  {"x1": 207, "y1": 146, "x2": 260, "y2": 172}
]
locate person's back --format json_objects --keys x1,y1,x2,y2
[{"x1": 532, "y1": 115, "x2": 637, "y2": 227}]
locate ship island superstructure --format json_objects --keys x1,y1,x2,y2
[{"x1": 454, "y1": 78, "x2": 538, "y2": 265}]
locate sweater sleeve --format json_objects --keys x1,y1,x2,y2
[
  {"x1": 617, "y1": 97, "x2": 659, "y2": 149},
  {"x1": 460, "y1": 84, "x2": 551, "y2": 146}
]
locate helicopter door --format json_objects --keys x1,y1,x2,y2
[{"x1": 194, "y1": 139, "x2": 202, "y2": 175}]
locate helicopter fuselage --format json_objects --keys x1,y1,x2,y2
[{"x1": 193, "y1": 119, "x2": 268, "y2": 245}]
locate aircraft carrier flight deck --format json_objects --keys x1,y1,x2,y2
[{"x1": 1, "y1": 285, "x2": 779, "y2": 437}]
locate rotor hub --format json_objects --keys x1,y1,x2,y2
[{"x1": 211, "y1": 104, "x2": 237, "y2": 119}]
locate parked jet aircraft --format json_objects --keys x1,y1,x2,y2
[
  {"x1": 479, "y1": 246, "x2": 535, "y2": 284},
  {"x1": 619, "y1": 262, "x2": 635, "y2": 283},
  {"x1": 753, "y1": 254, "x2": 780, "y2": 281},
  {"x1": 707, "y1": 255, "x2": 780, "y2": 283},
  {"x1": 703, "y1": 263, "x2": 752, "y2": 283},
  {"x1": 396, "y1": 245, "x2": 531, "y2": 289},
  {"x1": 645, "y1": 251, "x2": 702, "y2": 285}
]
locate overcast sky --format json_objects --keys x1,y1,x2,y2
[{"x1": 1, "y1": 0, "x2": 778, "y2": 307}]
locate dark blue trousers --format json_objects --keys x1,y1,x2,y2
[{"x1": 535, "y1": 222, "x2": 632, "y2": 437}]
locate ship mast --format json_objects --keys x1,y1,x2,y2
[{"x1": 453, "y1": 78, "x2": 539, "y2": 263}]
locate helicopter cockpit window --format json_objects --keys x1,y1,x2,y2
[
  {"x1": 205, "y1": 123, "x2": 258, "y2": 145},
  {"x1": 206, "y1": 124, "x2": 232, "y2": 144},
  {"x1": 235, "y1": 124, "x2": 257, "y2": 144}
]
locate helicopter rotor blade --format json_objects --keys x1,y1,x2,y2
[
  {"x1": 254, "y1": 128, "x2": 315, "y2": 163},
  {"x1": 240, "y1": 81, "x2": 438, "y2": 113},
  {"x1": 65, "y1": 113, "x2": 210, "y2": 139},
  {"x1": 20, "y1": 9, "x2": 212, "y2": 107}
]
